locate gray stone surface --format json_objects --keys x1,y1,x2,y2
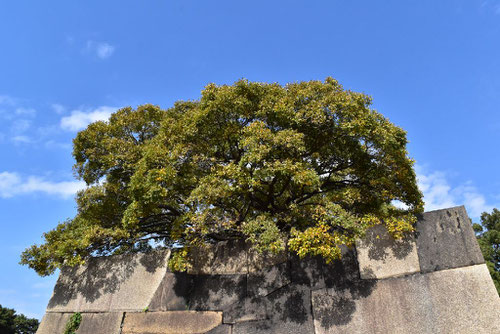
[
  {"x1": 36, "y1": 312, "x2": 70, "y2": 334},
  {"x1": 148, "y1": 272, "x2": 192, "y2": 311},
  {"x1": 188, "y1": 240, "x2": 248, "y2": 275},
  {"x1": 121, "y1": 311, "x2": 222, "y2": 334},
  {"x1": 416, "y1": 206, "x2": 484, "y2": 272},
  {"x1": 250, "y1": 284, "x2": 315, "y2": 334},
  {"x1": 76, "y1": 312, "x2": 123, "y2": 334},
  {"x1": 247, "y1": 249, "x2": 287, "y2": 273},
  {"x1": 312, "y1": 264, "x2": 500, "y2": 334},
  {"x1": 204, "y1": 324, "x2": 232, "y2": 334},
  {"x1": 356, "y1": 224, "x2": 420, "y2": 279},
  {"x1": 47, "y1": 249, "x2": 170, "y2": 313},
  {"x1": 223, "y1": 296, "x2": 269, "y2": 324},
  {"x1": 189, "y1": 274, "x2": 247, "y2": 311},
  {"x1": 247, "y1": 260, "x2": 290, "y2": 297},
  {"x1": 289, "y1": 246, "x2": 359, "y2": 289}
]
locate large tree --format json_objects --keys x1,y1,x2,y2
[
  {"x1": 473, "y1": 208, "x2": 500, "y2": 294},
  {"x1": 0, "y1": 305, "x2": 39, "y2": 334},
  {"x1": 21, "y1": 78, "x2": 423, "y2": 274}
]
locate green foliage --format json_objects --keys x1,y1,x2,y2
[
  {"x1": 474, "y1": 208, "x2": 500, "y2": 295},
  {"x1": 21, "y1": 78, "x2": 423, "y2": 275},
  {"x1": 0, "y1": 305, "x2": 39, "y2": 334},
  {"x1": 64, "y1": 312, "x2": 82, "y2": 334}
]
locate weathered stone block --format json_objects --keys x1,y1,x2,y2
[
  {"x1": 290, "y1": 246, "x2": 359, "y2": 289},
  {"x1": 231, "y1": 284, "x2": 316, "y2": 333},
  {"x1": 416, "y1": 206, "x2": 484, "y2": 272},
  {"x1": 47, "y1": 249, "x2": 170, "y2": 313},
  {"x1": 204, "y1": 324, "x2": 232, "y2": 334},
  {"x1": 188, "y1": 240, "x2": 248, "y2": 275},
  {"x1": 189, "y1": 274, "x2": 246, "y2": 311},
  {"x1": 121, "y1": 311, "x2": 222, "y2": 334},
  {"x1": 36, "y1": 312, "x2": 70, "y2": 334},
  {"x1": 76, "y1": 312, "x2": 123, "y2": 334},
  {"x1": 247, "y1": 261, "x2": 290, "y2": 297},
  {"x1": 148, "y1": 272, "x2": 192, "y2": 311},
  {"x1": 247, "y1": 249, "x2": 287, "y2": 273},
  {"x1": 252, "y1": 284, "x2": 315, "y2": 334},
  {"x1": 356, "y1": 224, "x2": 420, "y2": 279},
  {"x1": 312, "y1": 264, "x2": 500, "y2": 334},
  {"x1": 222, "y1": 296, "x2": 268, "y2": 324}
]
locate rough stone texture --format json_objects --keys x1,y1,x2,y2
[
  {"x1": 247, "y1": 260, "x2": 290, "y2": 297},
  {"x1": 416, "y1": 205, "x2": 484, "y2": 272},
  {"x1": 76, "y1": 312, "x2": 124, "y2": 334},
  {"x1": 312, "y1": 264, "x2": 500, "y2": 334},
  {"x1": 121, "y1": 311, "x2": 222, "y2": 334},
  {"x1": 247, "y1": 249, "x2": 287, "y2": 273},
  {"x1": 148, "y1": 272, "x2": 192, "y2": 311},
  {"x1": 36, "y1": 312, "x2": 71, "y2": 334},
  {"x1": 204, "y1": 324, "x2": 233, "y2": 334},
  {"x1": 188, "y1": 240, "x2": 248, "y2": 275},
  {"x1": 223, "y1": 296, "x2": 269, "y2": 324},
  {"x1": 290, "y1": 246, "x2": 360, "y2": 289},
  {"x1": 356, "y1": 224, "x2": 420, "y2": 279},
  {"x1": 47, "y1": 249, "x2": 170, "y2": 313},
  {"x1": 233, "y1": 284, "x2": 315, "y2": 334},
  {"x1": 189, "y1": 274, "x2": 247, "y2": 311}
]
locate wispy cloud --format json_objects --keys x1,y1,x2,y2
[
  {"x1": 0, "y1": 171, "x2": 85, "y2": 199},
  {"x1": 51, "y1": 103, "x2": 66, "y2": 114},
  {"x1": 86, "y1": 40, "x2": 115, "y2": 59},
  {"x1": 15, "y1": 107, "x2": 36, "y2": 117},
  {"x1": 0, "y1": 94, "x2": 16, "y2": 105},
  {"x1": 417, "y1": 165, "x2": 496, "y2": 219},
  {"x1": 479, "y1": 1, "x2": 500, "y2": 14},
  {"x1": 60, "y1": 106, "x2": 116, "y2": 131},
  {"x1": 12, "y1": 135, "x2": 34, "y2": 144}
]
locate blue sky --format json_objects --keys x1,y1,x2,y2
[{"x1": 1, "y1": 0, "x2": 500, "y2": 319}]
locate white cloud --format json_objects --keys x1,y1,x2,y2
[
  {"x1": 0, "y1": 94, "x2": 16, "y2": 105},
  {"x1": 15, "y1": 107, "x2": 36, "y2": 117},
  {"x1": 11, "y1": 119, "x2": 31, "y2": 133},
  {"x1": 0, "y1": 171, "x2": 85, "y2": 199},
  {"x1": 417, "y1": 166, "x2": 496, "y2": 219},
  {"x1": 51, "y1": 103, "x2": 66, "y2": 114},
  {"x1": 12, "y1": 135, "x2": 33, "y2": 144},
  {"x1": 86, "y1": 40, "x2": 115, "y2": 59},
  {"x1": 60, "y1": 106, "x2": 116, "y2": 131}
]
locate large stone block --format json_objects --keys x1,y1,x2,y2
[
  {"x1": 121, "y1": 311, "x2": 222, "y2": 334},
  {"x1": 247, "y1": 260, "x2": 290, "y2": 297},
  {"x1": 148, "y1": 272, "x2": 192, "y2": 311},
  {"x1": 204, "y1": 324, "x2": 232, "y2": 334},
  {"x1": 247, "y1": 249, "x2": 287, "y2": 273},
  {"x1": 47, "y1": 249, "x2": 170, "y2": 313},
  {"x1": 233, "y1": 284, "x2": 315, "y2": 334},
  {"x1": 76, "y1": 312, "x2": 123, "y2": 334},
  {"x1": 223, "y1": 296, "x2": 269, "y2": 324},
  {"x1": 37, "y1": 312, "x2": 125, "y2": 334},
  {"x1": 312, "y1": 264, "x2": 500, "y2": 334},
  {"x1": 290, "y1": 246, "x2": 359, "y2": 289},
  {"x1": 188, "y1": 240, "x2": 248, "y2": 275},
  {"x1": 415, "y1": 206, "x2": 484, "y2": 272},
  {"x1": 189, "y1": 274, "x2": 247, "y2": 311},
  {"x1": 36, "y1": 312, "x2": 71, "y2": 334},
  {"x1": 356, "y1": 224, "x2": 420, "y2": 279}
]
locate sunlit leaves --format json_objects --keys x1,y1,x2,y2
[{"x1": 21, "y1": 78, "x2": 423, "y2": 276}]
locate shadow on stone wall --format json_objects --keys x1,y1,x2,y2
[
  {"x1": 48, "y1": 251, "x2": 164, "y2": 308},
  {"x1": 364, "y1": 225, "x2": 415, "y2": 261}
]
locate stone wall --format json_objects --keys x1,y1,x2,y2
[{"x1": 36, "y1": 206, "x2": 500, "y2": 334}]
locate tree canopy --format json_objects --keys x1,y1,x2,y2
[
  {"x1": 21, "y1": 78, "x2": 423, "y2": 275},
  {"x1": 0, "y1": 305, "x2": 39, "y2": 334},
  {"x1": 473, "y1": 208, "x2": 500, "y2": 294}
]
